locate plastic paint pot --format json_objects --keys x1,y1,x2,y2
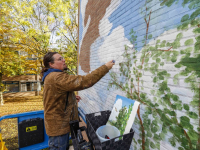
[{"x1": 96, "y1": 125, "x2": 120, "y2": 143}]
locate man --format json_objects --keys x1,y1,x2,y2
[{"x1": 41, "y1": 52, "x2": 115, "y2": 150}]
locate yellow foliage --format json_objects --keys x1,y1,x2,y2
[
  {"x1": 27, "y1": 28, "x2": 36, "y2": 36},
  {"x1": 65, "y1": 18, "x2": 71, "y2": 25},
  {"x1": 0, "y1": 133, "x2": 8, "y2": 150},
  {"x1": 47, "y1": 16, "x2": 55, "y2": 23},
  {"x1": 1, "y1": 0, "x2": 78, "y2": 75}
]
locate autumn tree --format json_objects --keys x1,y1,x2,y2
[
  {"x1": 0, "y1": 10, "x2": 33, "y2": 105},
  {"x1": 0, "y1": 0, "x2": 78, "y2": 97},
  {"x1": 1, "y1": 0, "x2": 78, "y2": 75},
  {"x1": 59, "y1": 0, "x2": 78, "y2": 75}
]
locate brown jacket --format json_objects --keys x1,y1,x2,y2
[{"x1": 43, "y1": 65, "x2": 109, "y2": 136}]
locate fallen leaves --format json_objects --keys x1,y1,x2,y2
[{"x1": 0, "y1": 95, "x2": 44, "y2": 149}]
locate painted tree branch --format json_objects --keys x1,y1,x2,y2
[
  {"x1": 158, "y1": 46, "x2": 173, "y2": 51},
  {"x1": 136, "y1": 51, "x2": 151, "y2": 98},
  {"x1": 164, "y1": 92, "x2": 192, "y2": 149},
  {"x1": 137, "y1": 105, "x2": 145, "y2": 150},
  {"x1": 110, "y1": 79, "x2": 146, "y2": 149},
  {"x1": 198, "y1": 82, "x2": 200, "y2": 149},
  {"x1": 110, "y1": 78, "x2": 193, "y2": 145},
  {"x1": 144, "y1": 10, "x2": 152, "y2": 45}
]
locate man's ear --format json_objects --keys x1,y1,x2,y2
[{"x1": 49, "y1": 62, "x2": 54, "y2": 68}]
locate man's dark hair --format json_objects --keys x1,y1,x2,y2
[{"x1": 40, "y1": 52, "x2": 58, "y2": 77}]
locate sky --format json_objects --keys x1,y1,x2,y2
[
  {"x1": 109, "y1": 95, "x2": 136, "y2": 122},
  {"x1": 115, "y1": 95, "x2": 135, "y2": 108}
]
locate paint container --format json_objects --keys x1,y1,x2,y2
[{"x1": 96, "y1": 125, "x2": 120, "y2": 143}]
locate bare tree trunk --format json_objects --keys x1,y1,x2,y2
[
  {"x1": 35, "y1": 55, "x2": 39, "y2": 96},
  {"x1": 35, "y1": 74, "x2": 39, "y2": 96},
  {"x1": 0, "y1": 73, "x2": 4, "y2": 105},
  {"x1": 0, "y1": 91, "x2": 3, "y2": 105}
]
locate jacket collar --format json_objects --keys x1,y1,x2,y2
[{"x1": 42, "y1": 68, "x2": 62, "y2": 82}]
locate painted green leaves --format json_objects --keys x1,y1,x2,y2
[
  {"x1": 181, "y1": 14, "x2": 190, "y2": 22},
  {"x1": 108, "y1": 0, "x2": 200, "y2": 149},
  {"x1": 109, "y1": 104, "x2": 133, "y2": 136}
]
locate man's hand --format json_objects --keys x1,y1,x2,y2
[
  {"x1": 105, "y1": 60, "x2": 115, "y2": 70},
  {"x1": 76, "y1": 95, "x2": 81, "y2": 103}
]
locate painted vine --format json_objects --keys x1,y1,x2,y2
[{"x1": 108, "y1": 0, "x2": 200, "y2": 150}]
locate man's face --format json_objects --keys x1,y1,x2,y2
[{"x1": 49, "y1": 53, "x2": 67, "y2": 71}]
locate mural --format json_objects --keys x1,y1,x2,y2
[
  {"x1": 79, "y1": 0, "x2": 200, "y2": 149},
  {"x1": 79, "y1": 0, "x2": 112, "y2": 73}
]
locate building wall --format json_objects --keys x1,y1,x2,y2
[{"x1": 78, "y1": 0, "x2": 200, "y2": 150}]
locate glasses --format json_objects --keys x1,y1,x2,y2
[{"x1": 55, "y1": 57, "x2": 65, "y2": 61}]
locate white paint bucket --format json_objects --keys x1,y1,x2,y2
[{"x1": 96, "y1": 125, "x2": 120, "y2": 142}]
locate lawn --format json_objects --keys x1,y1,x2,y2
[
  {"x1": 0, "y1": 95, "x2": 44, "y2": 149},
  {"x1": 0, "y1": 94, "x2": 87, "y2": 150}
]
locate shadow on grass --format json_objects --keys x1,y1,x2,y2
[
  {"x1": 4, "y1": 136, "x2": 49, "y2": 150},
  {"x1": 4, "y1": 136, "x2": 19, "y2": 150}
]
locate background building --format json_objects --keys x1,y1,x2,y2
[
  {"x1": 2, "y1": 51, "x2": 41, "y2": 95},
  {"x1": 2, "y1": 75, "x2": 41, "y2": 93}
]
